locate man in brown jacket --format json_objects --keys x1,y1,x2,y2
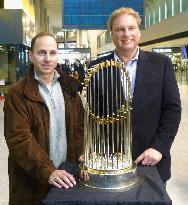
[{"x1": 4, "y1": 32, "x2": 84, "y2": 205}]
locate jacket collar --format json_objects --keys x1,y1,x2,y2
[
  {"x1": 24, "y1": 64, "x2": 42, "y2": 101},
  {"x1": 23, "y1": 64, "x2": 80, "y2": 101}
]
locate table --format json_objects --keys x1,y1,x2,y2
[{"x1": 43, "y1": 162, "x2": 172, "y2": 205}]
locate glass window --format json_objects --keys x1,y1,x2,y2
[
  {"x1": 165, "y1": 1, "x2": 168, "y2": 19},
  {"x1": 182, "y1": 0, "x2": 188, "y2": 11},
  {"x1": 155, "y1": 0, "x2": 160, "y2": 23},
  {"x1": 148, "y1": 11, "x2": 151, "y2": 26},
  {"x1": 105, "y1": 31, "x2": 112, "y2": 44},
  {"x1": 160, "y1": 0, "x2": 166, "y2": 21},
  {"x1": 0, "y1": 45, "x2": 29, "y2": 85},
  {"x1": 150, "y1": 2, "x2": 156, "y2": 25},
  {"x1": 0, "y1": 45, "x2": 16, "y2": 85},
  {"x1": 158, "y1": 4, "x2": 161, "y2": 22},
  {"x1": 0, "y1": 0, "x2": 4, "y2": 8},
  {"x1": 166, "y1": 0, "x2": 172, "y2": 18},
  {"x1": 172, "y1": 0, "x2": 174, "y2": 16},
  {"x1": 144, "y1": 0, "x2": 187, "y2": 27},
  {"x1": 97, "y1": 36, "x2": 101, "y2": 49},
  {"x1": 180, "y1": 0, "x2": 182, "y2": 12},
  {"x1": 144, "y1": 15, "x2": 147, "y2": 28},
  {"x1": 174, "y1": 0, "x2": 180, "y2": 15},
  {"x1": 144, "y1": 4, "x2": 149, "y2": 27},
  {"x1": 145, "y1": 14, "x2": 149, "y2": 27}
]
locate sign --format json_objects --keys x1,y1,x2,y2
[{"x1": 63, "y1": 0, "x2": 144, "y2": 29}]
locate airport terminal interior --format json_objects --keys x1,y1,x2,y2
[{"x1": 0, "y1": 0, "x2": 188, "y2": 204}]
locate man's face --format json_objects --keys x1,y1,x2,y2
[
  {"x1": 29, "y1": 36, "x2": 58, "y2": 77},
  {"x1": 111, "y1": 14, "x2": 141, "y2": 54}
]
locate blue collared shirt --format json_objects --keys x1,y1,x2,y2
[
  {"x1": 34, "y1": 70, "x2": 67, "y2": 168},
  {"x1": 114, "y1": 48, "x2": 139, "y2": 97}
]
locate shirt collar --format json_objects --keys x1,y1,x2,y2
[
  {"x1": 34, "y1": 69, "x2": 60, "y2": 84},
  {"x1": 114, "y1": 47, "x2": 139, "y2": 62}
]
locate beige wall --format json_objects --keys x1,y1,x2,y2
[
  {"x1": 98, "y1": 42, "x2": 115, "y2": 55},
  {"x1": 34, "y1": 0, "x2": 53, "y2": 33},
  {"x1": 140, "y1": 37, "x2": 188, "y2": 51},
  {"x1": 87, "y1": 30, "x2": 104, "y2": 58},
  {"x1": 77, "y1": 30, "x2": 88, "y2": 48}
]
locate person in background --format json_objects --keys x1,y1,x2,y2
[
  {"x1": 89, "y1": 7, "x2": 181, "y2": 186},
  {"x1": 74, "y1": 59, "x2": 85, "y2": 92},
  {"x1": 4, "y1": 32, "x2": 84, "y2": 205},
  {"x1": 62, "y1": 59, "x2": 72, "y2": 75}
]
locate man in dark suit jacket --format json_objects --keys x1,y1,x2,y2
[{"x1": 89, "y1": 7, "x2": 181, "y2": 183}]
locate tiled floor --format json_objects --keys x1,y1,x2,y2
[
  {"x1": 0, "y1": 70, "x2": 188, "y2": 204},
  {"x1": 167, "y1": 70, "x2": 188, "y2": 204},
  {"x1": 0, "y1": 100, "x2": 9, "y2": 205}
]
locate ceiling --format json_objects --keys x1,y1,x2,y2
[{"x1": 43, "y1": 0, "x2": 62, "y2": 33}]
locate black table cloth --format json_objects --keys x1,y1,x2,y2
[{"x1": 43, "y1": 162, "x2": 172, "y2": 205}]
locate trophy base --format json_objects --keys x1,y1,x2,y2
[{"x1": 79, "y1": 163, "x2": 138, "y2": 190}]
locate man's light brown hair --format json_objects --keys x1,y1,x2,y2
[{"x1": 108, "y1": 7, "x2": 142, "y2": 31}]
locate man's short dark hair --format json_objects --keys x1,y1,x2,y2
[{"x1": 30, "y1": 32, "x2": 56, "y2": 51}]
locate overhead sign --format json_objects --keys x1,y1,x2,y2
[{"x1": 63, "y1": 0, "x2": 144, "y2": 29}]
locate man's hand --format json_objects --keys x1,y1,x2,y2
[
  {"x1": 134, "y1": 148, "x2": 162, "y2": 166},
  {"x1": 78, "y1": 154, "x2": 84, "y2": 162},
  {"x1": 80, "y1": 169, "x2": 89, "y2": 181},
  {"x1": 48, "y1": 170, "x2": 76, "y2": 189}
]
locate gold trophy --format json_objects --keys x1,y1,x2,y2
[{"x1": 80, "y1": 60, "x2": 138, "y2": 190}]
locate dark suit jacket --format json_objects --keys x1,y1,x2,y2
[{"x1": 88, "y1": 49, "x2": 181, "y2": 181}]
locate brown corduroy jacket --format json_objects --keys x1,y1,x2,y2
[{"x1": 4, "y1": 64, "x2": 84, "y2": 205}]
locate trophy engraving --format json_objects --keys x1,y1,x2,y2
[{"x1": 80, "y1": 60, "x2": 138, "y2": 190}]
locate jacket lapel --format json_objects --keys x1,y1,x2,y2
[{"x1": 132, "y1": 50, "x2": 149, "y2": 112}]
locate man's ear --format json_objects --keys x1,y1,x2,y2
[{"x1": 29, "y1": 50, "x2": 33, "y2": 62}]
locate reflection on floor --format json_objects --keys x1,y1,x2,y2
[
  {"x1": 0, "y1": 69, "x2": 188, "y2": 204},
  {"x1": 167, "y1": 69, "x2": 188, "y2": 204}
]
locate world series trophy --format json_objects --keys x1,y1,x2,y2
[{"x1": 80, "y1": 60, "x2": 138, "y2": 190}]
